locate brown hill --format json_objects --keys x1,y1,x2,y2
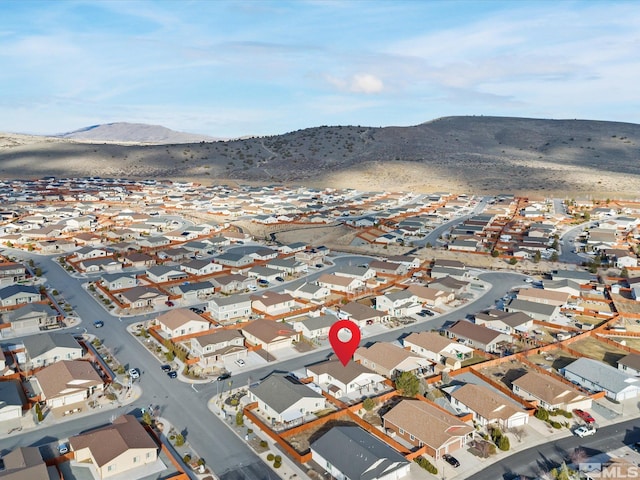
[{"x1": 1, "y1": 116, "x2": 639, "y2": 196}]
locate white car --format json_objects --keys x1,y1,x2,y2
[
  {"x1": 235, "y1": 359, "x2": 246, "y2": 367},
  {"x1": 128, "y1": 368, "x2": 140, "y2": 379},
  {"x1": 575, "y1": 425, "x2": 596, "y2": 438}
]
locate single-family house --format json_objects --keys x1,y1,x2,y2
[
  {"x1": 123, "y1": 252, "x2": 155, "y2": 268},
  {"x1": 353, "y1": 342, "x2": 433, "y2": 379},
  {"x1": 311, "y1": 426, "x2": 411, "y2": 480},
  {"x1": 284, "y1": 281, "x2": 330, "y2": 302},
  {"x1": 175, "y1": 281, "x2": 216, "y2": 301},
  {"x1": 21, "y1": 333, "x2": 84, "y2": 369},
  {"x1": 248, "y1": 374, "x2": 326, "y2": 425},
  {"x1": 146, "y1": 266, "x2": 188, "y2": 284},
  {"x1": 241, "y1": 319, "x2": 300, "y2": 353},
  {"x1": 180, "y1": 259, "x2": 222, "y2": 277},
  {"x1": 34, "y1": 360, "x2": 104, "y2": 408},
  {"x1": 428, "y1": 276, "x2": 470, "y2": 297},
  {"x1": 0, "y1": 447, "x2": 55, "y2": 479},
  {"x1": 213, "y1": 274, "x2": 256, "y2": 294},
  {"x1": 190, "y1": 329, "x2": 247, "y2": 371},
  {"x1": 207, "y1": 295, "x2": 252, "y2": 322},
  {"x1": 449, "y1": 383, "x2": 530, "y2": 429},
  {"x1": 406, "y1": 284, "x2": 454, "y2": 308},
  {"x1": 516, "y1": 288, "x2": 571, "y2": 306},
  {"x1": 306, "y1": 359, "x2": 385, "y2": 398},
  {"x1": 3, "y1": 303, "x2": 59, "y2": 335},
  {"x1": 368, "y1": 260, "x2": 407, "y2": 276},
  {"x1": 445, "y1": 320, "x2": 512, "y2": 353},
  {"x1": 618, "y1": 353, "x2": 640, "y2": 376},
  {"x1": 430, "y1": 259, "x2": 468, "y2": 280},
  {"x1": 382, "y1": 399, "x2": 474, "y2": 459},
  {"x1": 100, "y1": 273, "x2": 137, "y2": 291},
  {"x1": 333, "y1": 265, "x2": 376, "y2": 281},
  {"x1": 69, "y1": 414, "x2": 158, "y2": 480},
  {"x1": 215, "y1": 252, "x2": 254, "y2": 268},
  {"x1": 338, "y1": 301, "x2": 387, "y2": 327},
  {"x1": 156, "y1": 308, "x2": 210, "y2": 338},
  {"x1": 403, "y1": 332, "x2": 474, "y2": 371},
  {"x1": 0, "y1": 285, "x2": 41, "y2": 307},
  {"x1": 317, "y1": 273, "x2": 364, "y2": 293},
  {"x1": 473, "y1": 310, "x2": 534, "y2": 335},
  {"x1": 0, "y1": 381, "x2": 24, "y2": 423},
  {"x1": 561, "y1": 357, "x2": 640, "y2": 401},
  {"x1": 265, "y1": 257, "x2": 307, "y2": 275},
  {"x1": 291, "y1": 315, "x2": 335, "y2": 339},
  {"x1": 119, "y1": 286, "x2": 168, "y2": 309},
  {"x1": 511, "y1": 371, "x2": 592, "y2": 411},
  {"x1": 504, "y1": 298, "x2": 560, "y2": 322},
  {"x1": 375, "y1": 290, "x2": 422, "y2": 317},
  {"x1": 251, "y1": 291, "x2": 296, "y2": 316}
]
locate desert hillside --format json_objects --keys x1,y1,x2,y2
[
  {"x1": 1, "y1": 116, "x2": 639, "y2": 196},
  {"x1": 58, "y1": 122, "x2": 217, "y2": 144}
]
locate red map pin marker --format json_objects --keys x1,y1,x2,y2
[{"x1": 329, "y1": 319, "x2": 361, "y2": 366}]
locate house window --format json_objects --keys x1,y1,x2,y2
[
  {"x1": 399, "y1": 428, "x2": 404, "y2": 435},
  {"x1": 108, "y1": 465, "x2": 114, "y2": 472},
  {"x1": 410, "y1": 434, "x2": 415, "y2": 441},
  {"x1": 146, "y1": 452, "x2": 151, "y2": 459},
  {"x1": 133, "y1": 456, "x2": 138, "y2": 463}
]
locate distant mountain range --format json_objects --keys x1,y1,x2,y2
[
  {"x1": 57, "y1": 122, "x2": 218, "y2": 144},
  {"x1": 1, "y1": 116, "x2": 639, "y2": 197}
]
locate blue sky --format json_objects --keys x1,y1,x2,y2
[{"x1": 1, "y1": 0, "x2": 638, "y2": 137}]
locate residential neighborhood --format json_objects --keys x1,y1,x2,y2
[{"x1": 2, "y1": 178, "x2": 640, "y2": 480}]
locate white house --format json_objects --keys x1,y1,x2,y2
[
  {"x1": 207, "y1": 295, "x2": 252, "y2": 322},
  {"x1": 156, "y1": 308, "x2": 210, "y2": 338}
]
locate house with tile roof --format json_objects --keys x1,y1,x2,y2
[
  {"x1": 241, "y1": 319, "x2": 299, "y2": 353},
  {"x1": 69, "y1": 414, "x2": 158, "y2": 479},
  {"x1": 382, "y1": 399, "x2": 474, "y2": 459}
]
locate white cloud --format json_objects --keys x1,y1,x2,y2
[{"x1": 325, "y1": 73, "x2": 384, "y2": 94}]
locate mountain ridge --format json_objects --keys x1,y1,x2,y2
[
  {"x1": 56, "y1": 121, "x2": 219, "y2": 144},
  {"x1": 1, "y1": 115, "x2": 639, "y2": 197}
]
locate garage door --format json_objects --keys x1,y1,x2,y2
[
  {"x1": 0, "y1": 406, "x2": 21, "y2": 422},
  {"x1": 507, "y1": 415, "x2": 528, "y2": 428}
]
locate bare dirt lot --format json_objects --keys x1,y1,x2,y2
[{"x1": 568, "y1": 337, "x2": 628, "y2": 367}]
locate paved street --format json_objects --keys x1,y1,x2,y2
[{"x1": 0, "y1": 246, "x2": 527, "y2": 480}]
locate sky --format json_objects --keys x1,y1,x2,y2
[{"x1": 1, "y1": 0, "x2": 639, "y2": 138}]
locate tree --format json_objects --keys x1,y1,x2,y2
[
  {"x1": 584, "y1": 212, "x2": 591, "y2": 221},
  {"x1": 491, "y1": 250, "x2": 500, "y2": 258},
  {"x1": 509, "y1": 257, "x2": 518, "y2": 265},
  {"x1": 395, "y1": 372, "x2": 420, "y2": 397},
  {"x1": 441, "y1": 370, "x2": 451, "y2": 384},
  {"x1": 35, "y1": 403, "x2": 44, "y2": 422},
  {"x1": 535, "y1": 407, "x2": 549, "y2": 421},
  {"x1": 142, "y1": 411, "x2": 153, "y2": 426},
  {"x1": 174, "y1": 433, "x2": 185, "y2": 447},
  {"x1": 235, "y1": 411, "x2": 244, "y2": 426},
  {"x1": 621, "y1": 267, "x2": 629, "y2": 278},
  {"x1": 533, "y1": 251, "x2": 541, "y2": 263},
  {"x1": 497, "y1": 435, "x2": 510, "y2": 451},
  {"x1": 550, "y1": 252, "x2": 559, "y2": 262}
]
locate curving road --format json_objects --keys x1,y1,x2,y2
[{"x1": 0, "y1": 248, "x2": 522, "y2": 480}]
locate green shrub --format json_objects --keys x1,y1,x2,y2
[
  {"x1": 535, "y1": 407, "x2": 549, "y2": 421},
  {"x1": 174, "y1": 433, "x2": 185, "y2": 446},
  {"x1": 260, "y1": 440, "x2": 268, "y2": 448},
  {"x1": 490, "y1": 427, "x2": 502, "y2": 443},
  {"x1": 362, "y1": 397, "x2": 376, "y2": 411},
  {"x1": 273, "y1": 461, "x2": 281, "y2": 469},
  {"x1": 549, "y1": 420, "x2": 562, "y2": 429},
  {"x1": 267, "y1": 453, "x2": 274, "y2": 461},
  {"x1": 414, "y1": 457, "x2": 438, "y2": 474},
  {"x1": 183, "y1": 454, "x2": 191, "y2": 463},
  {"x1": 236, "y1": 411, "x2": 244, "y2": 426},
  {"x1": 497, "y1": 435, "x2": 510, "y2": 451},
  {"x1": 274, "y1": 455, "x2": 281, "y2": 462}
]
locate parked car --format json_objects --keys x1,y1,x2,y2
[
  {"x1": 573, "y1": 409, "x2": 595, "y2": 424},
  {"x1": 93, "y1": 320, "x2": 104, "y2": 328},
  {"x1": 257, "y1": 279, "x2": 269, "y2": 285},
  {"x1": 217, "y1": 372, "x2": 231, "y2": 381},
  {"x1": 247, "y1": 285, "x2": 258, "y2": 291},
  {"x1": 235, "y1": 359, "x2": 246, "y2": 367},
  {"x1": 575, "y1": 425, "x2": 596, "y2": 438},
  {"x1": 167, "y1": 371, "x2": 178, "y2": 379},
  {"x1": 160, "y1": 364, "x2": 171, "y2": 372},
  {"x1": 416, "y1": 311, "x2": 427, "y2": 317},
  {"x1": 128, "y1": 368, "x2": 140, "y2": 379},
  {"x1": 443, "y1": 454, "x2": 460, "y2": 467},
  {"x1": 275, "y1": 276, "x2": 285, "y2": 282},
  {"x1": 631, "y1": 442, "x2": 640, "y2": 452},
  {"x1": 421, "y1": 309, "x2": 435, "y2": 317},
  {"x1": 58, "y1": 443, "x2": 69, "y2": 455}
]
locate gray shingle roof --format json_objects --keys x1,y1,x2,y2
[
  {"x1": 22, "y1": 333, "x2": 82, "y2": 359},
  {"x1": 250, "y1": 374, "x2": 322, "y2": 414},
  {"x1": 310, "y1": 426, "x2": 409, "y2": 480},
  {"x1": 563, "y1": 357, "x2": 640, "y2": 394}
]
